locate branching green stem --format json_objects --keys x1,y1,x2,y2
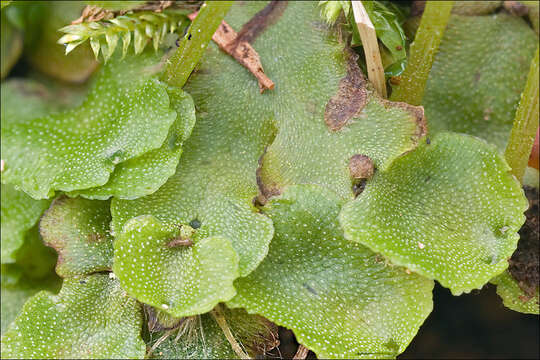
[
  {"x1": 389, "y1": 1, "x2": 453, "y2": 105},
  {"x1": 504, "y1": 46, "x2": 539, "y2": 183},
  {"x1": 163, "y1": 1, "x2": 232, "y2": 87}
]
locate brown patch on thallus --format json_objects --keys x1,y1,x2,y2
[
  {"x1": 381, "y1": 100, "x2": 428, "y2": 145},
  {"x1": 324, "y1": 51, "x2": 369, "y2": 131}
]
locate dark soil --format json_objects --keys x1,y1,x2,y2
[
  {"x1": 509, "y1": 186, "x2": 540, "y2": 298},
  {"x1": 401, "y1": 284, "x2": 539, "y2": 359}
]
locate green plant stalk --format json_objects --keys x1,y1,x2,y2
[
  {"x1": 504, "y1": 46, "x2": 539, "y2": 183},
  {"x1": 389, "y1": 1, "x2": 453, "y2": 105},
  {"x1": 163, "y1": 1, "x2": 232, "y2": 87}
]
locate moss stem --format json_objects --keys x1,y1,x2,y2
[
  {"x1": 163, "y1": 1, "x2": 233, "y2": 87},
  {"x1": 504, "y1": 46, "x2": 540, "y2": 183},
  {"x1": 389, "y1": 1, "x2": 453, "y2": 105}
]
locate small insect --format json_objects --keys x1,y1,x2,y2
[
  {"x1": 166, "y1": 236, "x2": 193, "y2": 248},
  {"x1": 426, "y1": 137, "x2": 431, "y2": 145},
  {"x1": 166, "y1": 224, "x2": 194, "y2": 248}
]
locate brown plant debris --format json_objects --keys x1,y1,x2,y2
[
  {"x1": 188, "y1": 3, "x2": 278, "y2": 93},
  {"x1": 509, "y1": 186, "x2": 539, "y2": 298},
  {"x1": 72, "y1": 1, "x2": 175, "y2": 25},
  {"x1": 72, "y1": 6, "x2": 114, "y2": 24}
]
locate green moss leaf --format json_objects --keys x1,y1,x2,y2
[
  {"x1": 113, "y1": 215, "x2": 239, "y2": 317},
  {"x1": 0, "y1": 274, "x2": 145, "y2": 359},
  {"x1": 1, "y1": 52, "x2": 177, "y2": 199},
  {"x1": 40, "y1": 196, "x2": 114, "y2": 277},
  {"x1": 229, "y1": 185, "x2": 434, "y2": 359},
  {"x1": 340, "y1": 133, "x2": 527, "y2": 295},
  {"x1": 69, "y1": 87, "x2": 196, "y2": 200},
  {"x1": 423, "y1": 14, "x2": 537, "y2": 150},
  {"x1": 150, "y1": 306, "x2": 278, "y2": 359},
  {"x1": 492, "y1": 271, "x2": 539, "y2": 314},
  {"x1": 1, "y1": 184, "x2": 51, "y2": 263}
]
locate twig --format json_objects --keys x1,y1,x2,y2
[
  {"x1": 163, "y1": 1, "x2": 233, "y2": 88},
  {"x1": 390, "y1": 1, "x2": 454, "y2": 105},
  {"x1": 293, "y1": 344, "x2": 309, "y2": 359},
  {"x1": 351, "y1": 1, "x2": 387, "y2": 98},
  {"x1": 505, "y1": 46, "x2": 539, "y2": 183},
  {"x1": 211, "y1": 305, "x2": 250, "y2": 359},
  {"x1": 187, "y1": 12, "x2": 274, "y2": 93}
]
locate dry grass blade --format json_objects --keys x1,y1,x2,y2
[{"x1": 351, "y1": 0, "x2": 387, "y2": 98}]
